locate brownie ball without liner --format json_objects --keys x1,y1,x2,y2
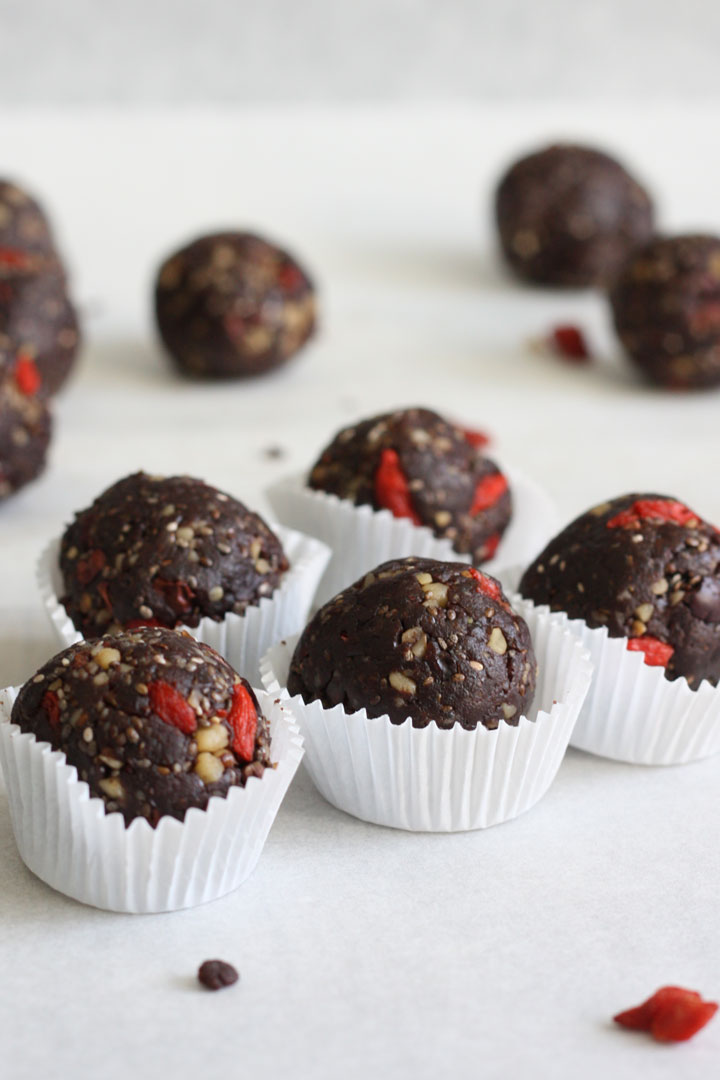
[
  {"x1": 155, "y1": 231, "x2": 316, "y2": 378},
  {"x1": 288, "y1": 557, "x2": 537, "y2": 730},
  {"x1": 495, "y1": 143, "x2": 654, "y2": 287},
  {"x1": 0, "y1": 264, "x2": 80, "y2": 396},
  {"x1": 308, "y1": 407, "x2": 511, "y2": 564},
  {"x1": 12, "y1": 627, "x2": 272, "y2": 826},
  {"x1": 0, "y1": 180, "x2": 56, "y2": 257},
  {"x1": 0, "y1": 370, "x2": 51, "y2": 501},
  {"x1": 60, "y1": 473, "x2": 289, "y2": 637},
  {"x1": 610, "y1": 234, "x2": 720, "y2": 389},
  {"x1": 520, "y1": 494, "x2": 720, "y2": 686}
]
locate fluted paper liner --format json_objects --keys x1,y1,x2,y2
[
  {"x1": 496, "y1": 565, "x2": 720, "y2": 766},
  {"x1": 0, "y1": 688, "x2": 304, "y2": 913},
  {"x1": 265, "y1": 468, "x2": 557, "y2": 608},
  {"x1": 260, "y1": 600, "x2": 592, "y2": 831},
  {"x1": 37, "y1": 524, "x2": 331, "y2": 686}
]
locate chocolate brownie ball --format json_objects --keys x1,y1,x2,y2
[
  {"x1": 288, "y1": 557, "x2": 537, "y2": 730},
  {"x1": 520, "y1": 494, "x2": 720, "y2": 687},
  {"x1": 0, "y1": 180, "x2": 56, "y2": 258},
  {"x1": 60, "y1": 473, "x2": 289, "y2": 638},
  {"x1": 12, "y1": 628, "x2": 273, "y2": 826},
  {"x1": 0, "y1": 370, "x2": 51, "y2": 501},
  {"x1": 610, "y1": 235, "x2": 720, "y2": 389},
  {"x1": 495, "y1": 143, "x2": 654, "y2": 288},
  {"x1": 308, "y1": 407, "x2": 511, "y2": 564},
  {"x1": 0, "y1": 264, "x2": 80, "y2": 396},
  {"x1": 154, "y1": 231, "x2": 316, "y2": 378}
]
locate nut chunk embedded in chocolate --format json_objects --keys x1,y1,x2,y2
[
  {"x1": 60, "y1": 472, "x2": 288, "y2": 637},
  {"x1": 495, "y1": 143, "x2": 654, "y2": 288},
  {"x1": 12, "y1": 628, "x2": 273, "y2": 826},
  {"x1": 610, "y1": 234, "x2": 720, "y2": 389},
  {"x1": 288, "y1": 557, "x2": 537, "y2": 730},
  {"x1": 520, "y1": 493, "x2": 720, "y2": 686},
  {"x1": 154, "y1": 231, "x2": 316, "y2": 378},
  {"x1": 308, "y1": 407, "x2": 511, "y2": 564}
]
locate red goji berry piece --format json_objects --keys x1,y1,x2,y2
[
  {"x1": 470, "y1": 473, "x2": 508, "y2": 516},
  {"x1": 96, "y1": 581, "x2": 113, "y2": 615},
  {"x1": 0, "y1": 247, "x2": 31, "y2": 270},
  {"x1": 228, "y1": 683, "x2": 258, "y2": 762},
  {"x1": 614, "y1": 986, "x2": 718, "y2": 1043},
  {"x1": 154, "y1": 578, "x2": 194, "y2": 613},
  {"x1": 374, "y1": 448, "x2": 421, "y2": 526},
  {"x1": 468, "y1": 566, "x2": 502, "y2": 605},
  {"x1": 550, "y1": 324, "x2": 590, "y2": 362},
  {"x1": 148, "y1": 681, "x2": 197, "y2": 735},
  {"x1": 41, "y1": 690, "x2": 60, "y2": 730},
  {"x1": 461, "y1": 426, "x2": 491, "y2": 449},
  {"x1": 627, "y1": 636, "x2": 675, "y2": 667},
  {"x1": 607, "y1": 499, "x2": 698, "y2": 530},
  {"x1": 276, "y1": 263, "x2": 304, "y2": 291},
  {"x1": 14, "y1": 351, "x2": 41, "y2": 395},
  {"x1": 481, "y1": 533, "x2": 501, "y2": 560},
  {"x1": 76, "y1": 549, "x2": 106, "y2": 586},
  {"x1": 125, "y1": 617, "x2": 163, "y2": 630}
]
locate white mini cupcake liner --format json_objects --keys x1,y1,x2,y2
[
  {"x1": 259, "y1": 599, "x2": 592, "y2": 831},
  {"x1": 265, "y1": 468, "x2": 556, "y2": 608},
  {"x1": 37, "y1": 524, "x2": 331, "y2": 687},
  {"x1": 496, "y1": 565, "x2": 720, "y2": 766},
  {"x1": 0, "y1": 687, "x2": 304, "y2": 913}
]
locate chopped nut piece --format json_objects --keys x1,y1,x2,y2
[
  {"x1": 99, "y1": 777, "x2": 124, "y2": 800},
  {"x1": 400, "y1": 626, "x2": 428, "y2": 658},
  {"x1": 388, "y1": 671, "x2": 417, "y2": 695},
  {"x1": 195, "y1": 725, "x2": 229, "y2": 753},
  {"x1": 501, "y1": 704, "x2": 517, "y2": 720},
  {"x1": 194, "y1": 752, "x2": 225, "y2": 783},
  {"x1": 92, "y1": 646, "x2": 121, "y2": 670},
  {"x1": 635, "y1": 603, "x2": 654, "y2": 623},
  {"x1": 488, "y1": 628, "x2": 507, "y2": 655}
]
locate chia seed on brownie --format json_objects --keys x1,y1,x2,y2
[
  {"x1": 12, "y1": 628, "x2": 273, "y2": 826},
  {"x1": 495, "y1": 143, "x2": 654, "y2": 288},
  {"x1": 154, "y1": 231, "x2": 316, "y2": 378},
  {"x1": 519, "y1": 494, "x2": 720, "y2": 686},
  {"x1": 0, "y1": 264, "x2": 80, "y2": 396},
  {"x1": 0, "y1": 370, "x2": 51, "y2": 500},
  {"x1": 60, "y1": 473, "x2": 289, "y2": 637},
  {"x1": 287, "y1": 556, "x2": 537, "y2": 730},
  {"x1": 610, "y1": 235, "x2": 720, "y2": 389},
  {"x1": 307, "y1": 407, "x2": 511, "y2": 564}
]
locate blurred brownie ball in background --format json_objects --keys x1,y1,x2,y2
[
  {"x1": 154, "y1": 231, "x2": 316, "y2": 378},
  {"x1": 0, "y1": 368, "x2": 52, "y2": 500},
  {"x1": 495, "y1": 143, "x2": 655, "y2": 288}
]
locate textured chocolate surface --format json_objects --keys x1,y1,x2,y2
[
  {"x1": 610, "y1": 234, "x2": 720, "y2": 389},
  {"x1": 495, "y1": 143, "x2": 654, "y2": 288},
  {"x1": 12, "y1": 628, "x2": 272, "y2": 826},
  {"x1": 0, "y1": 264, "x2": 80, "y2": 396},
  {"x1": 520, "y1": 493, "x2": 720, "y2": 686},
  {"x1": 288, "y1": 556, "x2": 537, "y2": 730},
  {"x1": 0, "y1": 180, "x2": 56, "y2": 257},
  {"x1": 155, "y1": 231, "x2": 316, "y2": 378},
  {"x1": 0, "y1": 372, "x2": 51, "y2": 501},
  {"x1": 308, "y1": 407, "x2": 511, "y2": 564},
  {"x1": 60, "y1": 472, "x2": 288, "y2": 637}
]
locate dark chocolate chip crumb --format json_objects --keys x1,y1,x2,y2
[{"x1": 198, "y1": 959, "x2": 239, "y2": 991}]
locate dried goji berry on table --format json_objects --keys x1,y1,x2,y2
[
  {"x1": 614, "y1": 986, "x2": 718, "y2": 1042},
  {"x1": 549, "y1": 324, "x2": 591, "y2": 362}
]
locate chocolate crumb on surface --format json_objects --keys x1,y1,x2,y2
[
  {"x1": 520, "y1": 493, "x2": 720, "y2": 686},
  {"x1": 610, "y1": 234, "x2": 720, "y2": 389},
  {"x1": 154, "y1": 231, "x2": 316, "y2": 379},
  {"x1": 495, "y1": 143, "x2": 654, "y2": 288},
  {"x1": 60, "y1": 472, "x2": 288, "y2": 637},
  {"x1": 12, "y1": 627, "x2": 273, "y2": 826},
  {"x1": 308, "y1": 407, "x2": 511, "y2": 564},
  {"x1": 198, "y1": 960, "x2": 240, "y2": 990},
  {"x1": 288, "y1": 556, "x2": 537, "y2": 730}
]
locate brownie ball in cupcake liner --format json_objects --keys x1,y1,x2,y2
[
  {"x1": 0, "y1": 685, "x2": 303, "y2": 913},
  {"x1": 266, "y1": 467, "x2": 557, "y2": 608},
  {"x1": 260, "y1": 598, "x2": 591, "y2": 832},
  {"x1": 498, "y1": 564, "x2": 720, "y2": 766},
  {"x1": 37, "y1": 524, "x2": 330, "y2": 687}
]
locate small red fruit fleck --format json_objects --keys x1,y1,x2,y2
[
  {"x1": 228, "y1": 683, "x2": 258, "y2": 762},
  {"x1": 627, "y1": 636, "x2": 675, "y2": 667},
  {"x1": 154, "y1": 578, "x2": 194, "y2": 614},
  {"x1": 614, "y1": 986, "x2": 718, "y2": 1043},
  {"x1": 0, "y1": 247, "x2": 31, "y2": 270},
  {"x1": 149, "y1": 681, "x2": 197, "y2": 735},
  {"x1": 125, "y1": 617, "x2": 163, "y2": 630},
  {"x1": 41, "y1": 690, "x2": 60, "y2": 730},
  {"x1": 481, "y1": 533, "x2": 501, "y2": 560},
  {"x1": 276, "y1": 263, "x2": 304, "y2": 291},
  {"x1": 462, "y1": 426, "x2": 491, "y2": 449},
  {"x1": 14, "y1": 352, "x2": 41, "y2": 395},
  {"x1": 607, "y1": 499, "x2": 698, "y2": 530},
  {"x1": 76, "y1": 549, "x2": 106, "y2": 586},
  {"x1": 468, "y1": 566, "x2": 502, "y2": 605},
  {"x1": 470, "y1": 473, "x2": 508, "y2": 516},
  {"x1": 550, "y1": 324, "x2": 590, "y2": 362},
  {"x1": 374, "y1": 448, "x2": 421, "y2": 526}
]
